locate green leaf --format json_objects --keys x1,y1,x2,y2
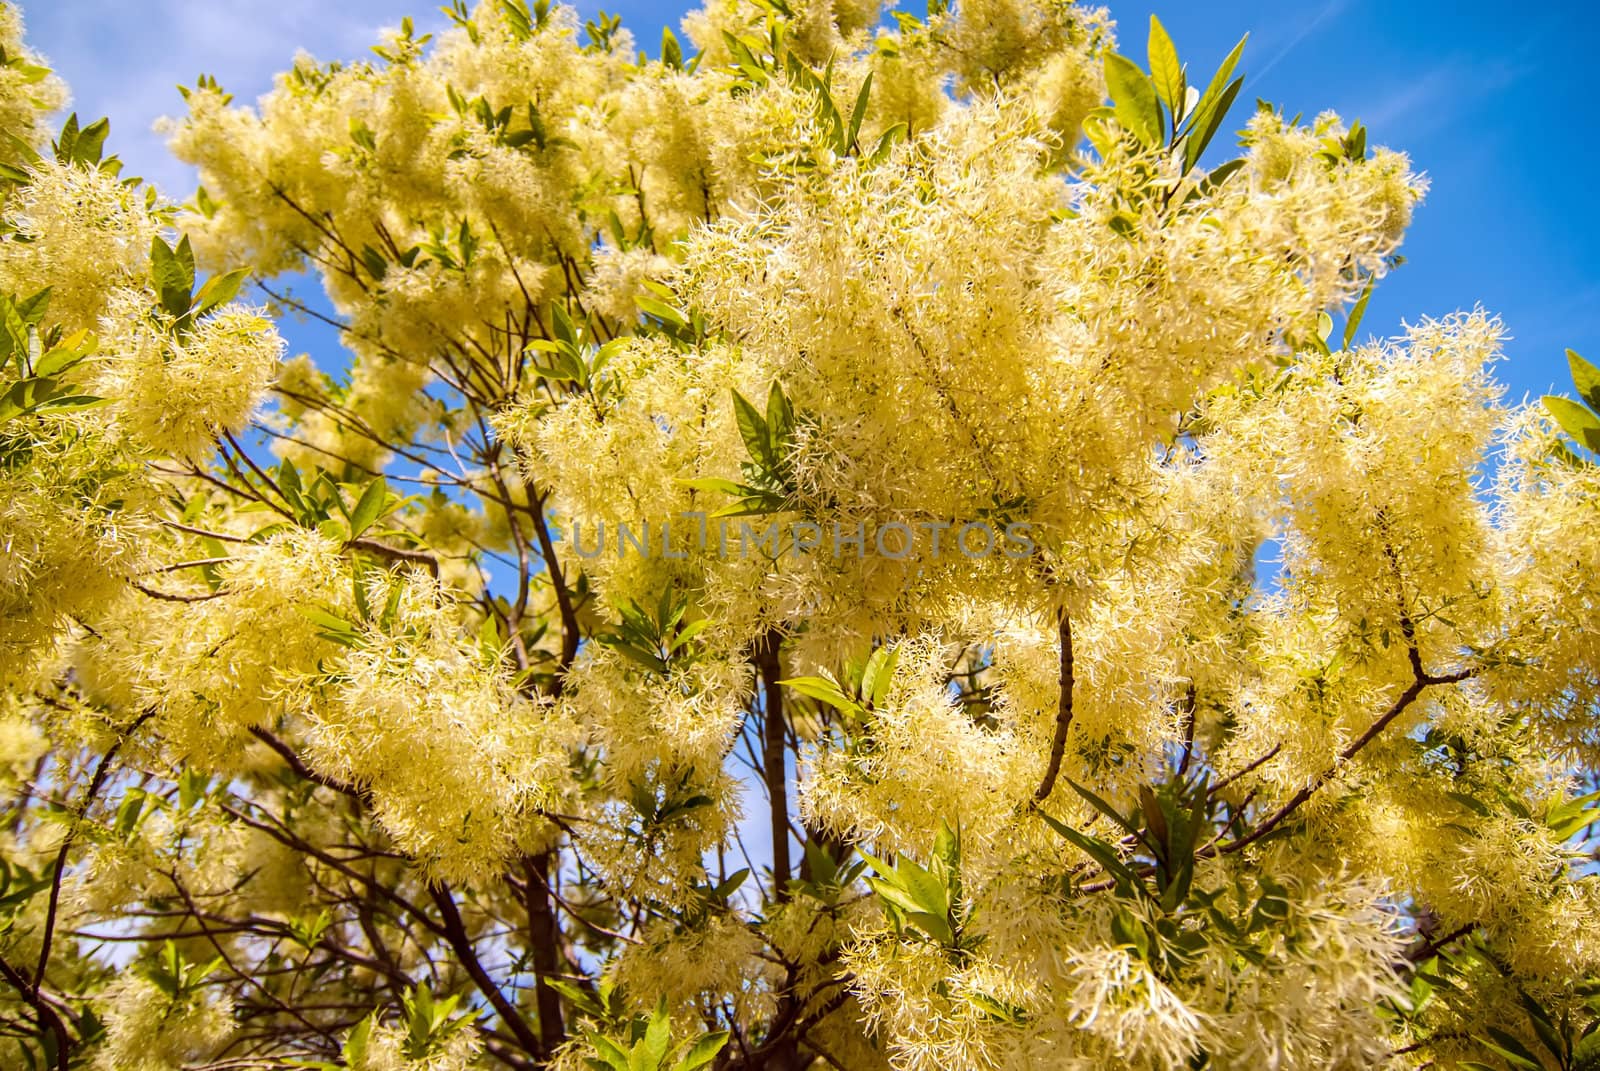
[
  {"x1": 113, "y1": 792, "x2": 147, "y2": 838},
  {"x1": 868, "y1": 122, "x2": 907, "y2": 165},
  {"x1": 150, "y1": 235, "x2": 196, "y2": 318},
  {"x1": 297, "y1": 606, "x2": 361, "y2": 647},
  {"x1": 636, "y1": 294, "x2": 687, "y2": 329},
  {"x1": 343, "y1": 1016, "x2": 374, "y2": 1066},
  {"x1": 668, "y1": 617, "x2": 713, "y2": 653},
  {"x1": 1186, "y1": 35, "x2": 1247, "y2": 135},
  {"x1": 1446, "y1": 790, "x2": 1493, "y2": 817},
  {"x1": 861, "y1": 644, "x2": 899, "y2": 708},
  {"x1": 1547, "y1": 788, "x2": 1600, "y2": 841},
  {"x1": 1065, "y1": 778, "x2": 1148, "y2": 848},
  {"x1": 730, "y1": 388, "x2": 773, "y2": 470},
  {"x1": 1343, "y1": 279, "x2": 1375, "y2": 350},
  {"x1": 1543, "y1": 395, "x2": 1600, "y2": 452},
  {"x1": 779, "y1": 675, "x2": 859, "y2": 713},
  {"x1": 1147, "y1": 16, "x2": 1184, "y2": 124},
  {"x1": 76, "y1": 117, "x2": 110, "y2": 165},
  {"x1": 349, "y1": 118, "x2": 377, "y2": 153},
  {"x1": 847, "y1": 71, "x2": 873, "y2": 151},
  {"x1": 764, "y1": 380, "x2": 793, "y2": 458},
  {"x1": 1139, "y1": 784, "x2": 1170, "y2": 860},
  {"x1": 673, "y1": 1031, "x2": 728, "y2": 1071},
  {"x1": 637, "y1": 1003, "x2": 673, "y2": 1070},
  {"x1": 193, "y1": 268, "x2": 251, "y2": 317},
  {"x1": 1477, "y1": 1027, "x2": 1545, "y2": 1071},
  {"x1": 15, "y1": 286, "x2": 51, "y2": 324},
  {"x1": 1185, "y1": 76, "x2": 1243, "y2": 173},
  {"x1": 1037, "y1": 809, "x2": 1140, "y2": 892},
  {"x1": 586, "y1": 1034, "x2": 632, "y2": 1071},
  {"x1": 1111, "y1": 904, "x2": 1151, "y2": 961},
  {"x1": 1181, "y1": 33, "x2": 1248, "y2": 170},
  {"x1": 348, "y1": 475, "x2": 389, "y2": 538},
  {"x1": 680, "y1": 476, "x2": 746, "y2": 497},
  {"x1": 1568, "y1": 349, "x2": 1600, "y2": 413},
  {"x1": 0, "y1": 375, "x2": 105, "y2": 424},
  {"x1": 1103, "y1": 53, "x2": 1162, "y2": 148},
  {"x1": 661, "y1": 27, "x2": 684, "y2": 70},
  {"x1": 55, "y1": 112, "x2": 79, "y2": 163},
  {"x1": 606, "y1": 641, "x2": 668, "y2": 677},
  {"x1": 33, "y1": 328, "x2": 96, "y2": 377},
  {"x1": 1517, "y1": 991, "x2": 1565, "y2": 1063},
  {"x1": 863, "y1": 854, "x2": 948, "y2": 919},
  {"x1": 966, "y1": 990, "x2": 1028, "y2": 1024}
]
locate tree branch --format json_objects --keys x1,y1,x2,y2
[
  {"x1": 1034, "y1": 610, "x2": 1075, "y2": 802},
  {"x1": 428, "y1": 882, "x2": 543, "y2": 1059},
  {"x1": 0, "y1": 955, "x2": 70, "y2": 1071},
  {"x1": 1214, "y1": 656, "x2": 1474, "y2": 856},
  {"x1": 34, "y1": 710, "x2": 155, "y2": 991}
]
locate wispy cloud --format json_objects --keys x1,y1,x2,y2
[
  {"x1": 22, "y1": 0, "x2": 440, "y2": 196},
  {"x1": 1349, "y1": 45, "x2": 1531, "y2": 137},
  {"x1": 1254, "y1": 0, "x2": 1352, "y2": 80}
]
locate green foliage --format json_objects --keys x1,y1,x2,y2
[
  {"x1": 148, "y1": 234, "x2": 251, "y2": 333},
  {"x1": 0, "y1": 289, "x2": 105, "y2": 432},
  {"x1": 862, "y1": 820, "x2": 981, "y2": 957},
  {"x1": 781, "y1": 642, "x2": 900, "y2": 720},
  {"x1": 52, "y1": 113, "x2": 110, "y2": 170},
  {"x1": 138, "y1": 940, "x2": 222, "y2": 1002},
  {"x1": 582, "y1": 1000, "x2": 728, "y2": 1071},
  {"x1": 792, "y1": 839, "x2": 867, "y2": 906},
  {"x1": 619, "y1": 768, "x2": 718, "y2": 848},
  {"x1": 547, "y1": 973, "x2": 631, "y2": 1031},
  {"x1": 682, "y1": 381, "x2": 803, "y2": 516},
  {"x1": 583, "y1": 10, "x2": 624, "y2": 53},
  {"x1": 1401, "y1": 940, "x2": 1600, "y2": 1071},
  {"x1": 400, "y1": 984, "x2": 470, "y2": 1058},
  {"x1": 1088, "y1": 17, "x2": 1247, "y2": 176},
  {"x1": 525, "y1": 302, "x2": 623, "y2": 398},
  {"x1": 596, "y1": 588, "x2": 709, "y2": 676},
  {"x1": 495, "y1": 0, "x2": 555, "y2": 43},
  {"x1": 259, "y1": 460, "x2": 400, "y2": 544},
  {"x1": 1039, "y1": 774, "x2": 1229, "y2": 975},
  {"x1": 1544, "y1": 350, "x2": 1600, "y2": 457},
  {"x1": 0, "y1": 857, "x2": 54, "y2": 940}
]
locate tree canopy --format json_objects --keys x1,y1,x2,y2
[{"x1": 2, "y1": 1, "x2": 1599, "y2": 1069}]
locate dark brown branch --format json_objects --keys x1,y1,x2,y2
[
  {"x1": 1214, "y1": 659, "x2": 1474, "y2": 856},
  {"x1": 34, "y1": 710, "x2": 156, "y2": 990},
  {"x1": 0, "y1": 955, "x2": 70, "y2": 1071},
  {"x1": 129, "y1": 581, "x2": 224, "y2": 604},
  {"x1": 346, "y1": 538, "x2": 440, "y2": 578},
  {"x1": 1033, "y1": 610, "x2": 1075, "y2": 802},
  {"x1": 1208, "y1": 744, "x2": 1282, "y2": 797},
  {"x1": 1407, "y1": 920, "x2": 1478, "y2": 964},
  {"x1": 521, "y1": 854, "x2": 566, "y2": 1052},
  {"x1": 1176, "y1": 683, "x2": 1197, "y2": 777},
  {"x1": 428, "y1": 882, "x2": 544, "y2": 1058},
  {"x1": 754, "y1": 630, "x2": 791, "y2": 898},
  {"x1": 248, "y1": 726, "x2": 367, "y2": 802},
  {"x1": 527, "y1": 488, "x2": 581, "y2": 695}
]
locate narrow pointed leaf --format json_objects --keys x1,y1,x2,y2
[{"x1": 1147, "y1": 16, "x2": 1183, "y2": 122}]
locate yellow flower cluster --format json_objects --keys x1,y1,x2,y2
[{"x1": 4, "y1": 2, "x2": 1599, "y2": 1069}]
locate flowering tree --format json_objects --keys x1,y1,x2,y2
[{"x1": 3, "y1": 0, "x2": 1600, "y2": 1068}]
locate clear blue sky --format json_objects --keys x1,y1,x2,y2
[{"x1": 24, "y1": 0, "x2": 1599, "y2": 404}]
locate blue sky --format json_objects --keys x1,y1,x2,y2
[{"x1": 23, "y1": 0, "x2": 1600, "y2": 405}]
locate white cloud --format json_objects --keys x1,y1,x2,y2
[{"x1": 21, "y1": 0, "x2": 442, "y2": 196}]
